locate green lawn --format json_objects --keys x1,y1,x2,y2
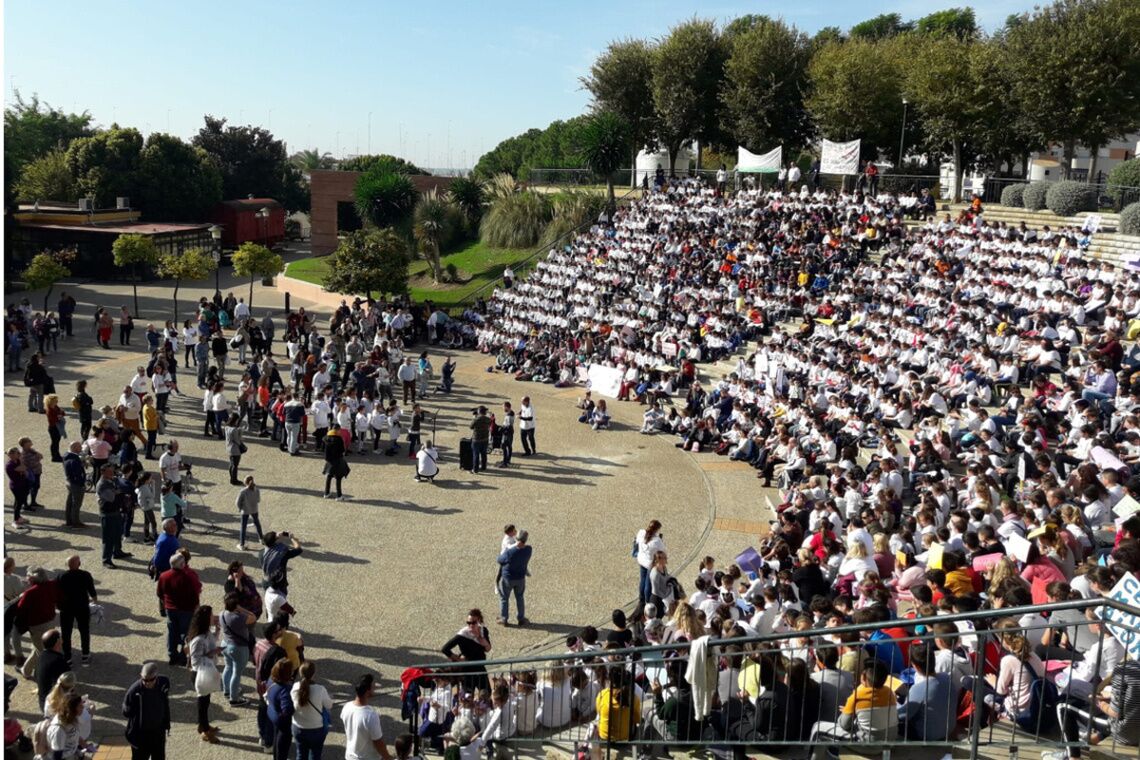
[{"x1": 285, "y1": 239, "x2": 538, "y2": 309}]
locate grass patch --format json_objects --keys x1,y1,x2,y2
[{"x1": 285, "y1": 239, "x2": 536, "y2": 309}]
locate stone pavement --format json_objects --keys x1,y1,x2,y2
[{"x1": 2, "y1": 269, "x2": 775, "y2": 758}]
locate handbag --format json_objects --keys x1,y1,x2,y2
[
  {"x1": 239, "y1": 443, "x2": 248, "y2": 454},
  {"x1": 321, "y1": 706, "x2": 332, "y2": 731},
  {"x1": 631, "y1": 538, "x2": 639, "y2": 558}
]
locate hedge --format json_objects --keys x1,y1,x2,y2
[
  {"x1": 1022, "y1": 183, "x2": 1049, "y2": 211},
  {"x1": 1000, "y1": 184, "x2": 1027, "y2": 208},
  {"x1": 1121, "y1": 202, "x2": 1140, "y2": 236}
]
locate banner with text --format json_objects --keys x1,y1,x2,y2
[
  {"x1": 736, "y1": 145, "x2": 782, "y2": 174},
  {"x1": 1102, "y1": 572, "x2": 1140, "y2": 661},
  {"x1": 820, "y1": 139, "x2": 861, "y2": 175},
  {"x1": 586, "y1": 364, "x2": 624, "y2": 399}
]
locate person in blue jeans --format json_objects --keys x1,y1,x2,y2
[
  {"x1": 292, "y1": 660, "x2": 334, "y2": 760},
  {"x1": 221, "y1": 592, "x2": 258, "y2": 706},
  {"x1": 497, "y1": 530, "x2": 533, "y2": 625},
  {"x1": 470, "y1": 406, "x2": 491, "y2": 473}
]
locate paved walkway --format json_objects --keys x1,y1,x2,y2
[{"x1": 3, "y1": 272, "x2": 774, "y2": 758}]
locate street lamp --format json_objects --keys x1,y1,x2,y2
[
  {"x1": 257, "y1": 207, "x2": 271, "y2": 249},
  {"x1": 898, "y1": 97, "x2": 909, "y2": 172},
  {"x1": 209, "y1": 224, "x2": 223, "y2": 299}
]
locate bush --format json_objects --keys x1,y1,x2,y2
[
  {"x1": 543, "y1": 191, "x2": 607, "y2": 245},
  {"x1": 445, "y1": 262, "x2": 459, "y2": 282},
  {"x1": 1046, "y1": 180, "x2": 1097, "y2": 216},
  {"x1": 1121, "y1": 202, "x2": 1140, "y2": 236},
  {"x1": 480, "y1": 191, "x2": 552, "y2": 249},
  {"x1": 1022, "y1": 183, "x2": 1049, "y2": 211},
  {"x1": 1107, "y1": 159, "x2": 1140, "y2": 205},
  {"x1": 999, "y1": 183, "x2": 1027, "y2": 208}
]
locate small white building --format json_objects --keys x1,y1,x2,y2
[{"x1": 1028, "y1": 133, "x2": 1139, "y2": 183}]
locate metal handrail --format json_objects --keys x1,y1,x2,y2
[{"x1": 410, "y1": 595, "x2": 1140, "y2": 671}]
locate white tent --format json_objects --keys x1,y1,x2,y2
[{"x1": 635, "y1": 146, "x2": 693, "y2": 183}]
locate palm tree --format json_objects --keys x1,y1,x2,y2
[
  {"x1": 576, "y1": 111, "x2": 632, "y2": 204},
  {"x1": 354, "y1": 170, "x2": 418, "y2": 231},
  {"x1": 290, "y1": 148, "x2": 335, "y2": 176},
  {"x1": 447, "y1": 175, "x2": 486, "y2": 231},
  {"x1": 413, "y1": 189, "x2": 453, "y2": 284}
]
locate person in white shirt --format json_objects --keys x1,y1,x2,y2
[
  {"x1": 234, "y1": 299, "x2": 250, "y2": 322},
  {"x1": 341, "y1": 674, "x2": 391, "y2": 760},
  {"x1": 518, "y1": 397, "x2": 536, "y2": 455},
  {"x1": 291, "y1": 661, "x2": 334, "y2": 755},
  {"x1": 159, "y1": 440, "x2": 188, "y2": 496},
  {"x1": 415, "y1": 441, "x2": 439, "y2": 482}
]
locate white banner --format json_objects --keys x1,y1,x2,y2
[
  {"x1": 1102, "y1": 572, "x2": 1140, "y2": 661},
  {"x1": 585, "y1": 364, "x2": 623, "y2": 399},
  {"x1": 736, "y1": 145, "x2": 782, "y2": 174},
  {"x1": 820, "y1": 139, "x2": 861, "y2": 175}
]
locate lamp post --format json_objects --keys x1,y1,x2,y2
[
  {"x1": 257, "y1": 207, "x2": 271, "y2": 249},
  {"x1": 898, "y1": 97, "x2": 909, "y2": 172},
  {"x1": 209, "y1": 224, "x2": 223, "y2": 299}
]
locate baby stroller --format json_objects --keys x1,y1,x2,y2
[{"x1": 4, "y1": 675, "x2": 33, "y2": 754}]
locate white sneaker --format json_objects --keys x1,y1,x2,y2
[
  {"x1": 236, "y1": 543, "x2": 246, "y2": 551},
  {"x1": 323, "y1": 493, "x2": 335, "y2": 499},
  {"x1": 337, "y1": 495, "x2": 351, "y2": 501},
  {"x1": 1040, "y1": 752, "x2": 1070, "y2": 760}
]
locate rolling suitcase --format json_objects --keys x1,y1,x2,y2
[{"x1": 459, "y1": 438, "x2": 474, "y2": 471}]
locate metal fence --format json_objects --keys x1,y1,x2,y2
[{"x1": 405, "y1": 597, "x2": 1140, "y2": 760}]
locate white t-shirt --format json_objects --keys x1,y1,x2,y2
[
  {"x1": 342, "y1": 702, "x2": 384, "y2": 760},
  {"x1": 291, "y1": 682, "x2": 334, "y2": 730},
  {"x1": 159, "y1": 451, "x2": 182, "y2": 483}
]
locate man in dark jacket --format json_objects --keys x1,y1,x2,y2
[
  {"x1": 34, "y1": 629, "x2": 70, "y2": 710},
  {"x1": 123, "y1": 661, "x2": 170, "y2": 759},
  {"x1": 469, "y1": 406, "x2": 491, "y2": 473},
  {"x1": 57, "y1": 555, "x2": 98, "y2": 665},
  {"x1": 97, "y1": 465, "x2": 129, "y2": 568},
  {"x1": 62, "y1": 441, "x2": 87, "y2": 527},
  {"x1": 496, "y1": 530, "x2": 532, "y2": 625},
  {"x1": 644, "y1": 659, "x2": 702, "y2": 750}
]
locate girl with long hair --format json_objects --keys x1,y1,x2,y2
[{"x1": 187, "y1": 604, "x2": 222, "y2": 742}]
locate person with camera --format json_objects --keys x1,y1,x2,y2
[
  {"x1": 224, "y1": 413, "x2": 246, "y2": 485},
  {"x1": 261, "y1": 531, "x2": 303, "y2": 620},
  {"x1": 96, "y1": 465, "x2": 130, "y2": 569},
  {"x1": 158, "y1": 439, "x2": 190, "y2": 497}
]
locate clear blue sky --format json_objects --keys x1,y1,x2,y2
[{"x1": 5, "y1": 0, "x2": 1030, "y2": 170}]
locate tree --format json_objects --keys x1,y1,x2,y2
[
  {"x1": 192, "y1": 116, "x2": 290, "y2": 199},
  {"x1": 812, "y1": 26, "x2": 845, "y2": 48},
  {"x1": 4, "y1": 91, "x2": 93, "y2": 205},
  {"x1": 64, "y1": 126, "x2": 144, "y2": 206},
  {"x1": 807, "y1": 39, "x2": 905, "y2": 160},
  {"x1": 968, "y1": 39, "x2": 1042, "y2": 175},
  {"x1": 448, "y1": 175, "x2": 486, "y2": 231},
  {"x1": 581, "y1": 38, "x2": 657, "y2": 186},
  {"x1": 324, "y1": 229, "x2": 410, "y2": 299},
  {"x1": 721, "y1": 18, "x2": 814, "y2": 155},
  {"x1": 849, "y1": 13, "x2": 911, "y2": 40},
  {"x1": 230, "y1": 242, "x2": 284, "y2": 308},
  {"x1": 337, "y1": 154, "x2": 429, "y2": 175},
  {"x1": 1004, "y1": 0, "x2": 1140, "y2": 180},
  {"x1": 354, "y1": 169, "x2": 418, "y2": 231},
  {"x1": 916, "y1": 7, "x2": 978, "y2": 39},
  {"x1": 278, "y1": 163, "x2": 311, "y2": 215},
  {"x1": 112, "y1": 233, "x2": 160, "y2": 315},
  {"x1": 651, "y1": 19, "x2": 727, "y2": 174},
  {"x1": 575, "y1": 111, "x2": 631, "y2": 204},
  {"x1": 290, "y1": 148, "x2": 336, "y2": 175},
  {"x1": 413, "y1": 190, "x2": 454, "y2": 284},
  {"x1": 21, "y1": 250, "x2": 72, "y2": 312},
  {"x1": 135, "y1": 133, "x2": 223, "y2": 222},
  {"x1": 14, "y1": 148, "x2": 76, "y2": 203},
  {"x1": 157, "y1": 248, "x2": 216, "y2": 323}
]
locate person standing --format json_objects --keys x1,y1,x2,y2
[
  {"x1": 261, "y1": 531, "x2": 303, "y2": 619},
  {"x1": 236, "y1": 476, "x2": 264, "y2": 550},
  {"x1": 57, "y1": 555, "x2": 97, "y2": 665},
  {"x1": 496, "y1": 530, "x2": 532, "y2": 626},
  {"x1": 284, "y1": 395, "x2": 305, "y2": 455},
  {"x1": 417, "y1": 352, "x2": 432, "y2": 400},
  {"x1": 46, "y1": 394, "x2": 67, "y2": 462},
  {"x1": 119, "y1": 305, "x2": 134, "y2": 346},
  {"x1": 19, "y1": 436, "x2": 45, "y2": 510},
  {"x1": 33, "y1": 629, "x2": 70, "y2": 710},
  {"x1": 291, "y1": 660, "x2": 334, "y2": 760},
  {"x1": 267, "y1": 659, "x2": 296, "y2": 760},
  {"x1": 220, "y1": 591, "x2": 257, "y2": 706},
  {"x1": 498, "y1": 402, "x2": 515, "y2": 468},
  {"x1": 518, "y1": 396, "x2": 536, "y2": 456},
  {"x1": 97, "y1": 465, "x2": 130, "y2": 568},
  {"x1": 158, "y1": 440, "x2": 188, "y2": 497},
  {"x1": 96, "y1": 308, "x2": 113, "y2": 348},
  {"x1": 58, "y1": 293, "x2": 76, "y2": 338},
  {"x1": 16, "y1": 567, "x2": 58, "y2": 678},
  {"x1": 24, "y1": 353, "x2": 49, "y2": 413},
  {"x1": 7, "y1": 446, "x2": 31, "y2": 528},
  {"x1": 187, "y1": 605, "x2": 222, "y2": 743},
  {"x1": 469, "y1": 407, "x2": 491, "y2": 474},
  {"x1": 74, "y1": 380, "x2": 94, "y2": 441},
  {"x1": 406, "y1": 404, "x2": 427, "y2": 459},
  {"x1": 123, "y1": 661, "x2": 171, "y2": 760},
  {"x1": 341, "y1": 673, "x2": 393, "y2": 760},
  {"x1": 141, "y1": 396, "x2": 160, "y2": 460},
  {"x1": 224, "y1": 414, "x2": 245, "y2": 485},
  {"x1": 156, "y1": 553, "x2": 200, "y2": 666},
  {"x1": 397, "y1": 357, "x2": 417, "y2": 405},
  {"x1": 634, "y1": 520, "x2": 666, "y2": 606}
]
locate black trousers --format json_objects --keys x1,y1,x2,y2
[
  {"x1": 501, "y1": 432, "x2": 514, "y2": 465},
  {"x1": 273, "y1": 725, "x2": 293, "y2": 760},
  {"x1": 521, "y1": 428, "x2": 536, "y2": 454},
  {"x1": 325, "y1": 474, "x2": 342, "y2": 497},
  {"x1": 130, "y1": 732, "x2": 166, "y2": 760},
  {"x1": 60, "y1": 604, "x2": 90, "y2": 659},
  {"x1": 229, "y1": 455, "x2": 241, "y2": 483},
  {"x1": 197, "y1": 694, "x2": 212, "y2": 732}
]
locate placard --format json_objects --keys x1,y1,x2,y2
[
  {"x1": 927, "y1": 543, "x2": 945, "y2": 570},
  {"x1": 1101, "y1": 572, "x2": 1140, "y2": 661},
  {"x1": 585, "y1": 364, "x2": 623, "y2": 399},
  {"x1": 1006, "y1": 532, "x2": 1033, "y2": 564},
  {"x1": 1113, "y1": 494, "x2": 1140, "y2": 519},
  {"x1": 820, "y1": 139, "x2": 860, "y2": 175},
  {"x1": 972, "y1": 553, "x2": 1004, "y2": 573}
]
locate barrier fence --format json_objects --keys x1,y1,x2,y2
[{"x1": 405, "y1": 597, "x2": 1140, "y2": 760}]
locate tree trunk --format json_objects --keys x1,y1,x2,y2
[
  {"x1": 172, "y1": 282, "x2": 180, "y2": 324},
  {"x1": 630, "y1": 146, "x2": 638, "y2": 188},
  {"x1": 1087, "y1": 143, "x2": 1100, "y2": 185},
  {"x1": 430, "y1": 243, "x2": 443, "y2": 284},
  {"x1": 132, "y1": 281, "x2": 140, "y2": 320},
  {"x1": 695, "y1": 141, "x2": 702, "y2": 174},
  {"x1": 606, "y1": 177, "x2": 615, "y2": 206},
  {"x1": 248, "y1": 275, "x2": 255, "y2": 310},
  {"x1": 952, "y1": 141, "x2": 963, "y2": 203},
  {"x1": 1062, "y1": 139, "x2": 1076, "y2": 180},
  {"x1": 668, "y1": 143, "x2": 680, "y2": 178},
  {"x1": 43, "y1": 285, "x2": 53, "y2": 314},
  {"x1": 1020, "y1": 153, "x2": 1030, "y2": 180}
]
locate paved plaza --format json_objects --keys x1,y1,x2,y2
[{"x1": 3, "y1": 268, "x2": 771, "y2": 757}]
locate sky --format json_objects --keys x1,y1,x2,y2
[{"x1": 4, "y1": 0, "x2": 1032, "y2": 171}]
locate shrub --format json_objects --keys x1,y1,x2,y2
[
  {"x1": 480, "y1": 191, "x2": 552, "y2": 249},
  {"x1": 1022, "y1": 182, "x2": 1049, "y2": 211},
  {"x1": 445, "y1": 262, "x2": 459, "y2": 282},
  {"x1": 543, "y1": 191, "x2": 607, "y2": 245},
  {"x1": 1121, "y1": 202, "x2": 1140, "y2": 236},
  {"x1": 1107, "y1": 159, "x2": 1140, "y2": 205},
  {"x1": 999, "y1": 183, "x2": 1027, "y2": 208},
  {"x1": 1045, "y1": 180, "x2": 1097, "y2": 216}
]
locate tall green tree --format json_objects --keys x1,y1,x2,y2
[
  {"x1": 812, "y1": 26, "x2": 845, "y2": 48},
  {"x1": 968, "y1": 38, "x2": 1041, "y2": 175},
  {"x1": 290, "y1": 148, "x2": 336, "y2": 175},
  {"x1": 4, "y1": 92, "x2": 93, "y2": 204},
  {"x1": 157, "y1": 248, "x2": 217, "y2": 322},
  {"x1": 192, "y1": 115, "x2": 290, "y2": 199},
  {"x1": 721, "y1": 18, "x2": 814, "y2": 155},
  {"x1": 916, "y1": 8, "x2": 978, "y2": 39},
  {"x1": 807, "y1": 39, "x2": 905, "y2": 160},
  {"x1": 64, "y1": 127, "x2": 144, "y2": 206},
  {"x1": 575, "y1": 111, "x2": 631, "y2": 204},
  {"x1": 1004, "y1": 0, "x2": 1140, "y2": 180},
  {"x1": 136, "y1": 133, "x2": 223, "y2": 221},
  {"x1": 21, "y1": 250, "x2": 72, "y2": 312},
  {"x1": 354, "y1": 168, "x2": 419, "y2": 231},
  {"x1": 413, "y1": 189, "x2": 455, "y2": 284},
  {"x1": 337, "y1": 154, "x2": 429, "y2": 175},
  {"x1": 324, "y1": 228, "x2": 410, "y2": 299},
  {"x1": 112, "y1": 233, "x2": 160, "y2": 315},
  {"x1": 448, "y1": 175, "x2": 486, "y2": 231},
  {"x1": 230, "y1": 242, "x2": 284, "y2": 308},
  {"x1": 651, "y1": 18, "x2": 727, "y2": 174},
  {"x1": 849, "y1": 13, "x2": 912, "y2": 40},
  {"x1": 581, "y1": 39, "x2": 657, "y2": 187},
  {"x1": 14, "y1": 148, "x2": 77, "y2": 203}
]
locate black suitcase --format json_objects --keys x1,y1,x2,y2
[{"x1": 459, "y1": 438, "x2": 474, "y2": 471}]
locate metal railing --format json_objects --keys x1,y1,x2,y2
[{"x1": 405, "y1": 596, "x2": 1140, "y2": 760}]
